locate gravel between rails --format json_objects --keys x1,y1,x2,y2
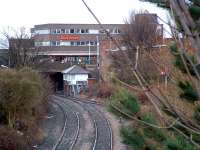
[
  {"x1": 52, "y1": 99, "x2": 80, "y2": 150},
  {"x1": 56, "y1": 96, "x2": 113, "y2": 150},
  {"x1": 38, "y1": 101, "x2": 66, "y2": 150},
  {"x1": 53, "y1": 96, "x2": 95, "y2": 150},
  {"x1": 85, "y1": 104, "x2": 112, "y2": 150},
  {"x1": 40, "y1": 95, "x2": 113, "y2": 150}
]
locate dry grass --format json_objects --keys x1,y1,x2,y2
[
  {"x1": 159, "y1": 82, "x2": 195, "y2": 117},
  {"x1": 106, "y1": 42, "x2": 199, "y2": 125},
  {"x1": 136, "y1": 48, "x2": 197, "y2": 121},
  {"x1": 0, "y1": 126, "x2": 30, "y2": 150},
  {"x1": 151, "y1": 49, "x2": 198, "y2": 119},
  {"x1": 108, "y1": 42, "x2": 200, "y2": 149}
]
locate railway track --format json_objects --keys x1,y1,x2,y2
[
  {"x1": 51, "y1": 99, "x2": 80, "y2": 150},
  {"x1": 86, "y1": 104, "x2": 113, "y2": 150},
  {"x1": 40, "y1": 95, "x2": 112, "y2": 150},
  {"x1": 56, "y1": 95, "x2": 113, "y2": 150},
  {"x1": 51, "y1": 100, "x2": 68, "y2": 150},
  {"x1": 38, "y1": 101, "x2": 66, "y2": 150}
]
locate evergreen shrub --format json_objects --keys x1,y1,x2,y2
[{"x1": 178, "y1": 81, "x2": 198, "y2": 102}]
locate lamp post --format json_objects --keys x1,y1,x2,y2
[
  {"x1": 89, "y1": 42, "x2": 91, "y2": 64},
  {"x1": 96, "y1": 35, "x2": 100, "y2": 81},
  {"x1": 96, "y1": 36, "x2": 100, "y2": 69}
]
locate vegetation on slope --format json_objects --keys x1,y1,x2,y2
[
  {"x1": 108, "y1": 46, "x2": 200, "y2": 149},
  {"x1": 110, "y1": 88, "x2": 140, "y2": 116},
  {"x1": 0, "y1": 68, "x2": 52, "y2": 149}
]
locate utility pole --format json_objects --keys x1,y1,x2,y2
[
  {"x1": 96, "y1": 36, "x2": 100, "y2": 81},
  {"x1": 89, "y1": 42, "x2": 91, "y2": 64}
]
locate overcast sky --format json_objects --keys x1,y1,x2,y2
[{"x1": 0, "y1": 0, "x2": 170, "y2": 36}]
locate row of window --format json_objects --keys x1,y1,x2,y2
[
  {"x1": 62, "y1": 56, "x2": 96, "y2": 62},
  {"x1": 52, "y1": 28, "x2": 89, "y2": 34},
  {"x1": 51, "y1": 41, "x2": 98, "y2": 46},
  {"x1": 35, "y1": 41, "x2": 98, "y2": 47},
  {"x1": 61, "y1": 56, "x2": 96, "y2": 65},
  {"x1": 34, "y1": 28, "x2": 121, "y2": 35},
  {"x1": 51, "y1": 28, "x2": 121, "y2": 34}
]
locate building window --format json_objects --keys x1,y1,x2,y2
[
  {"x1": 61, "y1": 29, "x2": 65, "y2": 34},
  {"x1": 51, "y1": 41, "x2": 60, "y2": 46},
  {"x1": 90, "y1": 41, "x2": 94, "y2": 46},
  {"x1": 56, "y1": 41, "x2": 60, "y2": 46},
  {"x1": 77, "y1": 41, "x2": 80, "y2": 46},
  {"x1": 52, "y1": 29, "x2": 57, "y2": 34},
  {"x1": 89, "y1": 29, "x2": 99, "y2": 34},
  {"x1": 75, "y1": 29, "x2": 80, "y2": 34},
  {"x1": 70, "y1": 29, "x2": 75, "y2": 34},
  {"x1": 35, "y1": 29, "x2": 50, "y2": 35},
  {"x1": 86, "y1": 41, "x2": 90, "y2": 45},
  {"x1": 42, "y1": 41, "x2": 50, "y2": 46},
  {"x1": 80, "y1": 41, "x2": 85, "y2": 46},
  {"x1": 71, "y1": 41, "x2": 75, "y2": 46},
  {"x1": 56, "y1": 29, "x2": 61, "y2": 34},
  {"x1": 85, "y1": 29, "x2": 89, "y2": 33},
  {"x1": 52, "y1": 29, "x2": 63, "y2": 34},
  {"x1": 51, "y1": 41, "x2": 57, "y2": 46},
  {"x1": 35, "y1": 42, "x2": 42, "y2": 46},
  {"x1": 65, "y1": 29, "x2": 69, "y2": 33},
  {"x1": 81, "y1": 29, "x2": 85, "y2": 34},
  {"x1": 113, "y1": 28, "x2": 120, "y2": 34},
  {"x1": 60, "y1": 41, "x2": 70, "y2": 46}
]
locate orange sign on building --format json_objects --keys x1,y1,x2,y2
[{"x1": 60, "y1": 35, "x2": 80, "y2": 41}]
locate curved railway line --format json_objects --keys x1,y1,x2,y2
[
  {"x1": 59, "y1": 96, "x2": 113, "y2": 150},
  {"x1": 86, "y1": 104, "x2": 113, "y2": 150},
  {"x1": 51, "y1": 100, "x2": 68, "y2": 150},
  {"x1": 40, "y1": 95, "x2": 113, "y2": 150},
  {"x1": 38, "y1": 101, "x2": 66, "y2": 150},
  {"x1": 52, "y1": 99, "x2": 80, "y2": 150}
]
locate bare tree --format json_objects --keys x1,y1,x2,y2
[
  {"x1": 0, "y1": 27, "x2": 38, "y2": 68},
  {"x1": 122, "y1": 11, "x2": 163, "y2": 51},
  {"x1": 111, "y1": 11, "x2": 163, "y2": 83}
]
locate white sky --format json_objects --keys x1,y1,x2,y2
[{"x1": 0, "y1": 0, "x2": 170, "y2": 36}]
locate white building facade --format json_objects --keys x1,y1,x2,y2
[
  {"x1": 62, "y1": 65, "x2": 89, "y2": 95},
  {"x1": 63, "y1": 73, "x2": 88, "y2": 85}
]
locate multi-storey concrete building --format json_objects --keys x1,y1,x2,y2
[
  {"x1": 31, "y1": 24, "x2": 123, "y2": 65},
  {"x1": 30, "y1": 13, "x2": 163, "y2": 66}
]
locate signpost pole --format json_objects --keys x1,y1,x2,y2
[
  {"x1": 96, "y1": 36, "x2": 100, "y2": 81},
  {"x1": 89, "y1": 42, "x2": 91, "y2": 64}
]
